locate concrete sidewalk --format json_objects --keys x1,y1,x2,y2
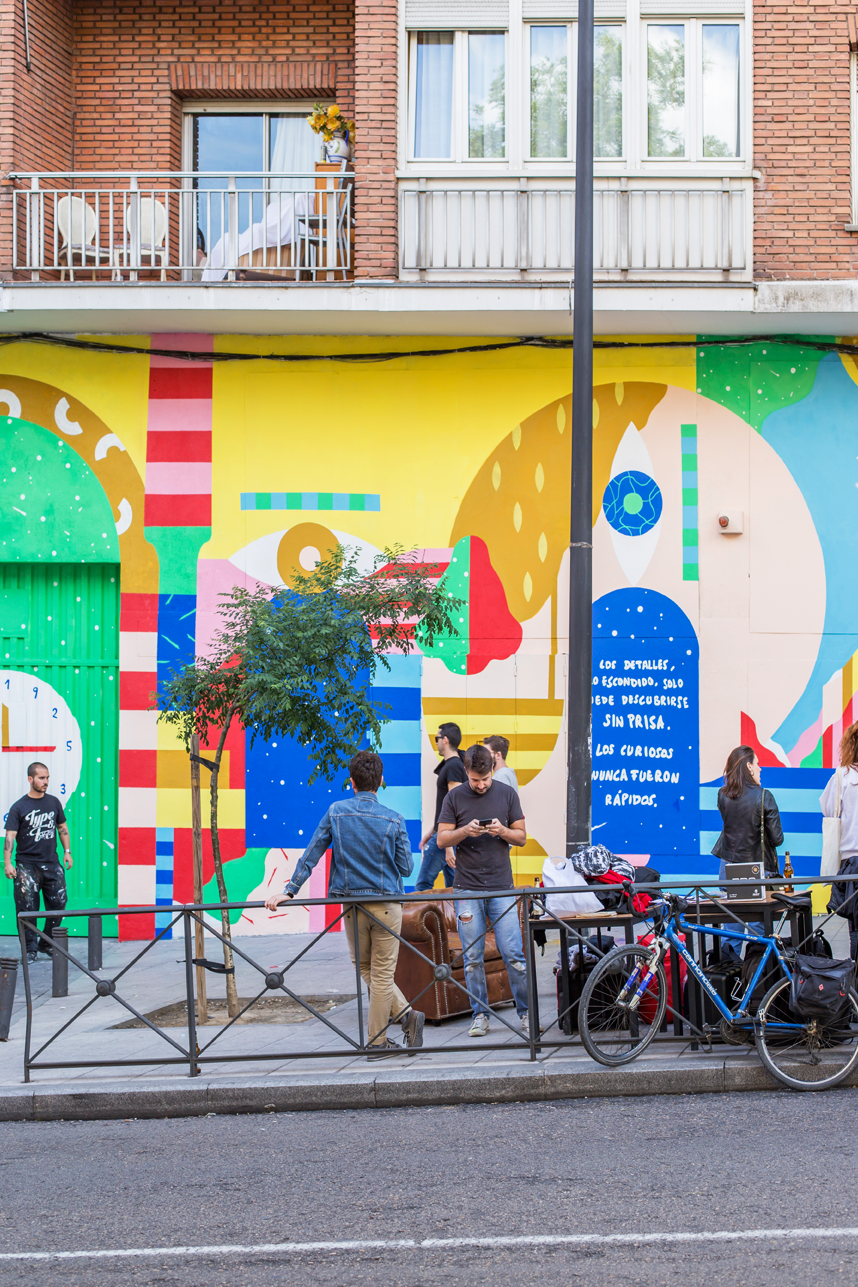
[{"x1": 0, "y1": 917, "x2": 851, "y2": 1120}]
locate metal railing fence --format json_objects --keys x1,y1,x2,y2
[
  {"x1": 400, "y1": 182, "x2": 745, "y2": 274},
  {"x1": 15, "y1": 875, "x2": 857, "y2": 1082},
  {"x1": 6, "y1": 171, "x2": 353, "y2": 282}
]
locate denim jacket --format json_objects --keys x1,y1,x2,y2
[{"x1": 285, "y1": 792, "x2": 413, "y2": 899}]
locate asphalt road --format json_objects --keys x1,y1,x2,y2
[{"x1": 0, "y1": 1090, "x2": 856, "y2": 1286}]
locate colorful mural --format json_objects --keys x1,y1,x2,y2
[{"x1": 0, "y1": 333, "x2": 855, "y2": 935}]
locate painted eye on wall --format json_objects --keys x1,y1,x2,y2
[{"x1": 229, "y1": 524, "x2": 382, "y2": 589}]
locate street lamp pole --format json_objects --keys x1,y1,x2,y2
[{"x1": 566, "y1": 0, "x2": 594, "y2": 856}]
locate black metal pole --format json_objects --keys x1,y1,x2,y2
[{"x1": 567, "y1": 0, "x2": 595, "y2": 856}]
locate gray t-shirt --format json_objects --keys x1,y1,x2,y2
[
  {"x1": 437, "y1": 780, "x2": 524, "y2": 890},
  {"x1": 492, "y1": 765, "x2": 519, "y2": 790}
]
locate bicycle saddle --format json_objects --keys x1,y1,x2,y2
[{"x1": 771, "y1": 891, "x2": 812, "y2": 909}]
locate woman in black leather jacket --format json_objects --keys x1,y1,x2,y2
[{"x1": 712, "y1": 745, "x2": 784, "y2": 878}]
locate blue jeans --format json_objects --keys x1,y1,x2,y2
[
  {"x1": 415, "y1": 834, "x2": 454, "y2": 892},
  {"x1": 455, "y1": 894, "x2": 529, "y2": 1019}
]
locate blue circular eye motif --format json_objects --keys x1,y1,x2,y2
[{"x1": 602, "y1": 471, "x2": 663, "y2": 537}]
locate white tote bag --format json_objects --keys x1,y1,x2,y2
[
  {"x1": 540, "y1": 857, "x2": 603, "y2": 916},
  {"x1": 821, "y1": 768, "x2": 843, "y2": 879}
]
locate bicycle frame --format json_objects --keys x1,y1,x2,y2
[{"x1": 618, "y1": 903, "x2": 802, "y2": 1033}]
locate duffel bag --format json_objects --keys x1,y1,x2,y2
[{"x1": 790, "y1": 954, "x2": 854, "y2": 1024}]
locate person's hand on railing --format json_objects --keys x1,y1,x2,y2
[{"x1": 264, "y1": 891, "x2": 294, "y2": 911}]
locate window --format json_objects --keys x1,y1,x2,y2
[
  {"x1": 409, "y1": 30, "x2": 507, "y2": 160},
  {"x1": 646, "y1": 21, "x2": 741, "y2": 160},
  {"x1": 186, "y1": 107, "x2": 319, "y2": 252},
  {"x1": 406, "y1": 19, "x2": 742, "y2": 167},
  {"x1": 528, "y1": 24, "x2": 623, "y2": 160}
]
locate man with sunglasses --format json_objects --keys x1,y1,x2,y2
[{"x1": 415, "y1": 722, "x2": 466, "y2": 892}]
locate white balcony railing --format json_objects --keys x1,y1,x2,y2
[
  {"x1": 399, "y1": 177, "x2": 749, "y2": 278},
  {"x1": 6, "y1": 171, "x2": 354, "y2": 281}
]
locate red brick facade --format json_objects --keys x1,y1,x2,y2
[
  {"x1": 354, "y1": 0, "x2": 398, "y2": 278},
  {"x1": 72, "y1": 1, "x2": 354, "y2": 172},
  {"x1": 754, "y1": 0, "x2": 858, "y2": 279}
]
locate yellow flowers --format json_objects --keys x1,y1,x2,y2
[{"x1": 307, "y1": 101, "x2": 356, "y2": 143}]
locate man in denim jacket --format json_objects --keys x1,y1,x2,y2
[{"x1": 265, "y1": 750, "x2": 423, "y2": 1059}]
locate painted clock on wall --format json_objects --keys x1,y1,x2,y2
[{"x1": 0, "y1": 671, "x2": 83, "y2": 827}]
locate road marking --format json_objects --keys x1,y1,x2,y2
[{"x1": 2, "y1": 1227, "x2": 858, "y2": 1261}]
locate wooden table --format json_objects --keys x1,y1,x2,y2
[{"x1": 527, "y1": 892, "x2": 814, "y2": 1045}]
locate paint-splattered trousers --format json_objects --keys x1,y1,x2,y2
[{"x1": 14, "y1": 860, "x2": 67, "y2": 954}]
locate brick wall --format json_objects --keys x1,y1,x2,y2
[
  {"x1": 0, "y1": 0, "x2": 74, "y2": 273},
  {"x1": 754, "y1": 0, "x2": 858, "y2": 279},
  {"x1": 73, "y1": 2, "x2": 355, "y2": 171},
  {"x1": 353, "y1": 0, "x2": 398, "y2": 277}
]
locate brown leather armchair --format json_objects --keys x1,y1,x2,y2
[{"x1": 394, "y1": 899, "x2": 514, "y2": 1022}]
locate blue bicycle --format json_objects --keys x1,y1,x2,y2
[{"x1": 578, "y1": 890, "x2": 858, "y2": 1090}]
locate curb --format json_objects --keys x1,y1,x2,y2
[{"x1": 1, "y1": 1057, "x2": 854, "y2": 1120}]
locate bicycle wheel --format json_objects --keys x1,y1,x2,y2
[
  {"x1": 579, "y1": 945, "x2": 667, "y2": 1066},
  {"x1": 755, "y1": 977, "x2": 858, "y2": 1091}
]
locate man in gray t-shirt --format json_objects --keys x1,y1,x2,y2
[
  {"x1": 437, "y1": 743, "x2": 529, "y2": 1039},
  {"x1": 483, "y1": 735, "x2": 518, "y2": 791}
]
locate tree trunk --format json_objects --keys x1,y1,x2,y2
[{"x1": 209, "y1": 707, "x2": 240, "y2": 1018}]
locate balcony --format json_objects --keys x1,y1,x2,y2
[
  {"x1": 399, "y1": 176, "x2": 751, "y2": 281},
  {"x1": 4, "y1": 170, "x2": 354, "y2": 282}
]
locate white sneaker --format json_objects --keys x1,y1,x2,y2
[
  {"x1": 520, "y1": 1011, "x2": 531, "y2": 1038},
  {"x1": 468, "y1": 1013, "x2": 490, "y2": 1037}
]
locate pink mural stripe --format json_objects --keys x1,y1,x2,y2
[
  {"x1": 147, "y1": 400, "x2": 214, "y2": 434},
  {"x1": 145, "y1": 461, "x2": 213, "y2": 494}
]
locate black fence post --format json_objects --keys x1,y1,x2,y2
[
  {"x1": 88, "y1": 915, "x2": 103, "y2": 972},
  {"x1": 51, "y1": 928, "x2": 69, "y2": 998},
  {"x1": 183, "y1": 909, "x2": 199, "y2": 1077},
  {"x1": 0, "y1": 958, "x2": 17, "y2": 1041}
]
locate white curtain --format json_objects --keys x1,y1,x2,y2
[{"x1": 269, "y1": 115, "x2": 319, "y2": 191}]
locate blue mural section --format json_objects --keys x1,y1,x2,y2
[
  {"x1": 762, "y1": 354, "x2": 858, "y2": 754},
  {"x1": 245, "y1": 654, "x2": 424, "y2": 886},
  {"x1": 156, "y1": 592, "x2": 197, "y2": 689},
  {"x1": 154, "y1": 827, "x2": 175, "y2": 939},
  {"x1": 591, "y1": 588, "x2": 700, "y2": 873},
  {"x1": 700, "y1": 767, "x2": 832, "y2": 879}
]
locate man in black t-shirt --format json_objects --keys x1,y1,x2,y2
[
  {"x1": 437, "y1": 743, "x2": 529, "y2": 1039},
  {"x1": 4, "y1": 763, "x2": 73, "y2": 963},
  {"x1": 415, "y1": 722, "x2": 466, "y2": 892}
]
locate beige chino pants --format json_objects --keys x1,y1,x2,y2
[{"x1": 343, "y1": 902, "x2": 410, "y2": 1048}]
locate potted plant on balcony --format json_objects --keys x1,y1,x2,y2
[{"x1": 307, "y1": 102, "x2": 355, "y2": 163}]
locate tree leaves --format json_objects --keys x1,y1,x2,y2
[{"x1": 155, "y1": 544, "x2": 461, "y2": 785}]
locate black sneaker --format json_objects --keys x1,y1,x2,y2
[
  {"x1": 366, "y1": 1038, "x2": 402, "y2": 1061},
  {"x1": 38, "y1": 945, "x2": 53, "y2": 958},
  {"x1": 401, "y1": 1009, "x2": 425, "y2": 1051},
  {"x1": 25, "y1": 951, "x2": 37, "y2": 964}
]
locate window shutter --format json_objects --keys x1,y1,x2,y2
[
  {"x1": 404, "y1": 0, "x2": 509, "y2": 28},
  {"x1": 522, "y1": 0, "x2": 626, "y2": 14}
]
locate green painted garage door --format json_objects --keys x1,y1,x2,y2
[{"x1": 0, "y1": 564, "x2": 119, "y2": 936}]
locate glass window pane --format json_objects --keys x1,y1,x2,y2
[
  {"x1": 469, "y1": 32, "x2": 506, "y2": 158},
  {"x1": 647, "y1": 24, "x2": 685, "y2": 157},
  {"x1": 702, "y1": 25, "x2": 740, "y2": 157},
  {"x1": 414, "y1": 32, "x2": 454, "y2": 158},
  {"x1": 269, "y1": 115, "x2": 320, "y2": 190},
  {"x1": 193, "y1": 115, "x2": 265, "y2": 250},
  {"x1": 530, "y1": 26, "x2": 567, "y2": 158},
  {"x1": 594, "y1": 25, "x2": 623, "y2": 158}
]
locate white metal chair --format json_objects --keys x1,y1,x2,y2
[
  {"x1": 56, "y1": 195, "x2": 113, "y2": 280},
  {"x1": 300, "y1": 165, "x2": 354, "y2": 281},
  {"x1": 112, "y1": 196, "x2": 168, "y2": 279}
]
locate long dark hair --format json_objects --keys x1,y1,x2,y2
[{"x1": 723, "y1": 745, "x2": 757, "y2": 799}]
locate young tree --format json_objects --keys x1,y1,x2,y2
[{"x1": 155, "y1": 546, "x2": 460, "y2": 1017}]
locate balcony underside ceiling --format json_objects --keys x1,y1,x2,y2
[{"x1": 0, "y1": 281, "x2": 852, "y2": 338}]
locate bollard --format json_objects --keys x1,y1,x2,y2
[
  {"x1": 51, "y1": 928, "x2": 68, "y2": 998},
  {"x1": 88, "y1": 915, "x2": 103, "y2": 972},
  {"x1": 0, "y1": 958, "x2": 17, "y2": 1041}
]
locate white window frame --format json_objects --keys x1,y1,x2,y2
[
  {"x1": 523, "y1": 22, "x2": 627, "y2": 164},
  {"x1": 180, "y1": 101, "x2": 324, "y2": 174},
  {"x1": 641, "y1": 18, "x2": 745, "y2": 164},
  {"x1": 407, "y1": 30, "x2": 509, "y2": 163}
]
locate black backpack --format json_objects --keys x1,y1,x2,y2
[{"x1": 790, "y1": 954, "x2": 854, "y2": 1024}]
